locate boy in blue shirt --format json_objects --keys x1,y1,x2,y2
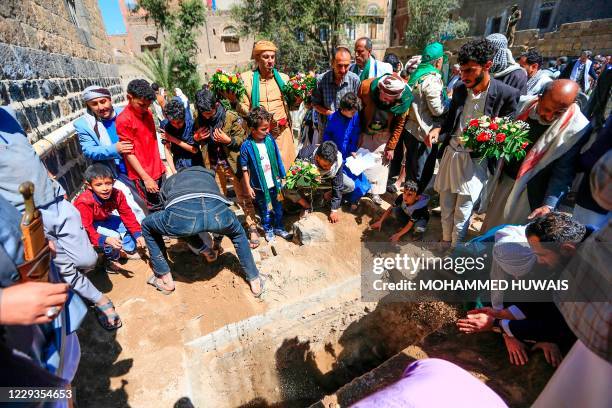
[
  {"x1": 239, "y1": 107, "x2": 292, "y2": 242},
  {"x1": 322, "y1": 92, "x2": 361, "y2": 159}
]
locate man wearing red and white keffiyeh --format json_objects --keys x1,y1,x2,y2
[{"x1": 482, "y1": 80, "x2": 590, "y2": 230}]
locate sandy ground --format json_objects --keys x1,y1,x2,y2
[
  {"x1": 72, "y1": 193, "x2": 529, "y2": 407},
  {"x1": 73, "y1": 202, "x2": 384, "y2": 407}
]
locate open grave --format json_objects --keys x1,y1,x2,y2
[{"x1": 73, "y1": 202, "x2": 554, "y2": 407}]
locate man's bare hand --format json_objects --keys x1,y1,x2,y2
[
  {"x1": 136, "y1": 236, "x2": 146, "y2": 248},
  {"x1": 371, "y1": 220, "x2": 383, "y2": 231},
  {"x1": 194, "y1": 128, "x2": 210, "y2": 142},
  {"x1": 213, "y1": 128, "x2": 231, "y2": 145},
  {"x1": 532, "y1": 342, "x2": 562, "y2": 367},
  {"x1": 116, "y1": 141, "x2": 133, "y2": 154},
  {"x1": 456, "y1": 313, "x2": 494, "y2": 333},
  {"x1": 504, "y1": 335, "x2": 528, "y2": 366},
  {"x1": 328, "y1": 211, "x2": 339, "y2": 224},
  {"x1": 425, "y1": 128, "x2": 441, "y2": 148},
  {"x1": 528, "y1": 205, "x2": 552, "y2": 220},
  {"x1": 384, "y1": 150, "x2": 394, "y2": 163},
  {"x1": 0, "y1": 282, "x2": 69, "y2": 325},
  {"x1": 223, "y1": 90, "x2": 238, "y2": 103},
  {"x1": 105, "y1": 236, "x2": 123, "y2": 250},
  {"x1": 143, "y1": 178, "x2": 159, "y2": 193}
]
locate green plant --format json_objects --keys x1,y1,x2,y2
[
  {"x1": 134, "y1": 45, "x2": 177, "y2": 91},
  {"x1": 230, "y1": 0, "x2": 362, "y2": 73},
  {"x1": 404, "y1": 0, "x2": 469, "y2": 50},
  {"x1": 136, "y1": 0, "x2": 206, "y2": 99}
]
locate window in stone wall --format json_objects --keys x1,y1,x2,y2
[
  {"x1": 222, "y1": 26, "x2": 240, "y2": 53},
  {"x1": 490, "y1": 16, "x2": 502, "y2": 34},
  {"x1": 320, "y1": 26, "x2": 329, "y2": 42},
  {"x1": 346, "y1": 23, "x2": 356, "y2": 41},
  {"x1": 141, "y1": 35, "x2": 161, "y2": 52},
  {"x1": 537, "y1": 1, "x2": 557, "y2": 30},
  {"x1": 368, "y1": 22, "x2": 378, "y2": 40},
  {"x1": 65, "y1": 0, "x2": 79, "y2": 27}
]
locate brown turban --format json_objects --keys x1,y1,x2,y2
[{"x1": 251, "y1": 40, "x2": 278, "y2": 59}]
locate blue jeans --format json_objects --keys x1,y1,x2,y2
[
  {"x1": 254, "y1": 187, "x2": 284, "y2": 233},
  {"x1": 140, "y1": 197, "x2": 260, "y2": 281},
  {"x1": 93, "y1": 215, "x2": 137, "y2": 261}
]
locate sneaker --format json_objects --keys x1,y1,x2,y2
[
  {"x1": 274, "y1": 229, "x2": 293, "y2": 240},
  {"x1": 370, "y1": 194, "x2": 384, "y2": 205},
  {"x1": 264, "y1": 231, "x2": 276, "y2": 242}
]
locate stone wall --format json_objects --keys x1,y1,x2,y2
[
  {"x1": 0, "y1": 0, "x2": 123, "y2": 196},
  {"x1": 387, "y1": 18, "x2": 612, "y2": 62}
]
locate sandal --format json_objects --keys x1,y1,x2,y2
[
  {"x1": 248, "y1": 227, "x2": 261, "y2": 249},
  {"x1": 94, "y1": 300, "x2": 122, "y2": 331},
  {"x1": 249, "y1": 276, "x2": 266, "y2": 298},
  {"x1": 147, "y1": 274, "x2": 175, "y2": 295}
]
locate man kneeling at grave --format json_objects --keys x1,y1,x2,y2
[
  {"x1": 140, "y1": 166, "x2": 264, "y2": 297},
  {"x1": 283, "y1": 141, "x2": 355, "y2": 224}
]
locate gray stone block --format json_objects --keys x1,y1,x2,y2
[
  {"x1": 0, "y1": 82, "x2": 10, "y2": 105},
  {"x1": 24, "y1": 106, "x2": 39, "y2": 128},
  {"x1": 292, "y1": 215, "x2": 334, "y2": 245},
  {"x1": 8, "y1": 81, "x2": 24, "y2": 102},
  {"x1": 0, "y1": 43, "x2": 24, "y2": 80},
  {"x1": 22, "y1": 80, "x2": 40, "y2": 99}
]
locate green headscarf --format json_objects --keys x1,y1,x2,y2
[
  {"x1": 251, "y1": 69, "x2": 286, "y2": 108},
  {"x1": 407, "y1": 42, "x2": 448, "y2": 98},
  {"x1": 370, "y1": 74, "x2": 413, "y2": 116}
]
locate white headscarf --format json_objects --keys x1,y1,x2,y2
[{"x1": 490, "y1": 225, "x2": 536, "y2": 309}]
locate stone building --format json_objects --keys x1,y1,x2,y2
[
  {"x1": 113, "y1": 0, "x2": 254, "y2": 80},
  {"x1": 0, "y1": 0, "x2": 123, "y2": 196},
  {"x1": 387, "y1": 18, "x2": 612, "y2": 64},
  {"x1": 390, "y1": 0, "x2": 612, "y2": 47},
  {"x1": 454, "y1": 0, "x2": 612, "y2": 37},
  {"x1": 338, "y1": 0, "x2": 393, "y2": 59}
]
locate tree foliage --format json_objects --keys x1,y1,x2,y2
[
  {"x1": 134, "y1": 45, "x2": 177, "y2": 91},
  {"x1": 404, "y1": 0, "x2": 468, "y2": 50},
  {"x1": 135, "y1": 0, "x2": 206, "y2": 98},
  {"x1": 230, "y1": 0, "x2": 362, "y2": 74}
]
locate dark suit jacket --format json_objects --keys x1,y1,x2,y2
[
  {"x1": 497, "y1": 68, "x2": 528, "y2": 95},
  {"x1": 439, "y1": 78, "x2": 519, "y2": 144}
]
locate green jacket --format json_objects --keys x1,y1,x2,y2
[{"x1": 197, "y1": 110, "x2": 247, "y2": 177}]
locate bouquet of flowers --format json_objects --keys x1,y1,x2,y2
[
  {"x1": 284, "y1": 160, "x2": 321, "y2": 190},
  {"x1": 462, "y1": 116, "x2": 531, "y2": 162},
  {"x1": 282, "y1": 72, "x2": 316, "y2": 106},
  {"x1": 208, "y1": 69, "x2": 246, "y2": 99}
]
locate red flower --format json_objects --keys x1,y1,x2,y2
[
  {"x1": 236, "y1": 72, "x2": 241, "y2": 77},
  {"x1": 292, "y1": 83, "x2": 299, "y2": 89},
  {"x1": 521, "y1": 142, "x2": 529, "y2": 149},
  {"x1": 489, "y1": 122, "x2": 499, "y2": 131},
  {"x1": 476, "y1": 131, "x2": 491, "y2": 142},
  {"x1": 291, "y1": 170, "x2": 297, "y2": 175},
  {"x1": 469, "y1": 119, "x2": 479, "y2": 127},
  {"x1": 216, "y1": 68, "x2": 222, "y2": 73},
  {"x1": 278, "y1": 118, "x2": 288, "y2": 127},
  {"x1": 301, "y1": 84, "x2": 307, "y2": 90},
  {"x1": 495, "y1": 133, "x2": 506, "y2": 143}
]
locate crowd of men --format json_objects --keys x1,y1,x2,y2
[{"x1": 0, "y1": 31, "x2": 610, "y2": 406}]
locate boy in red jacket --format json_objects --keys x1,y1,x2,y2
[{"x1": 75, "y1": 163, "x2": 146, "y2": 271}]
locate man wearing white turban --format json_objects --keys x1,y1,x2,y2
[
  {"x1": 358, "y1": 73, "x2": 412, "y2": 204},
  {"x1": 74, "y1": 85, "x2": 147, "y2": 221}
]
